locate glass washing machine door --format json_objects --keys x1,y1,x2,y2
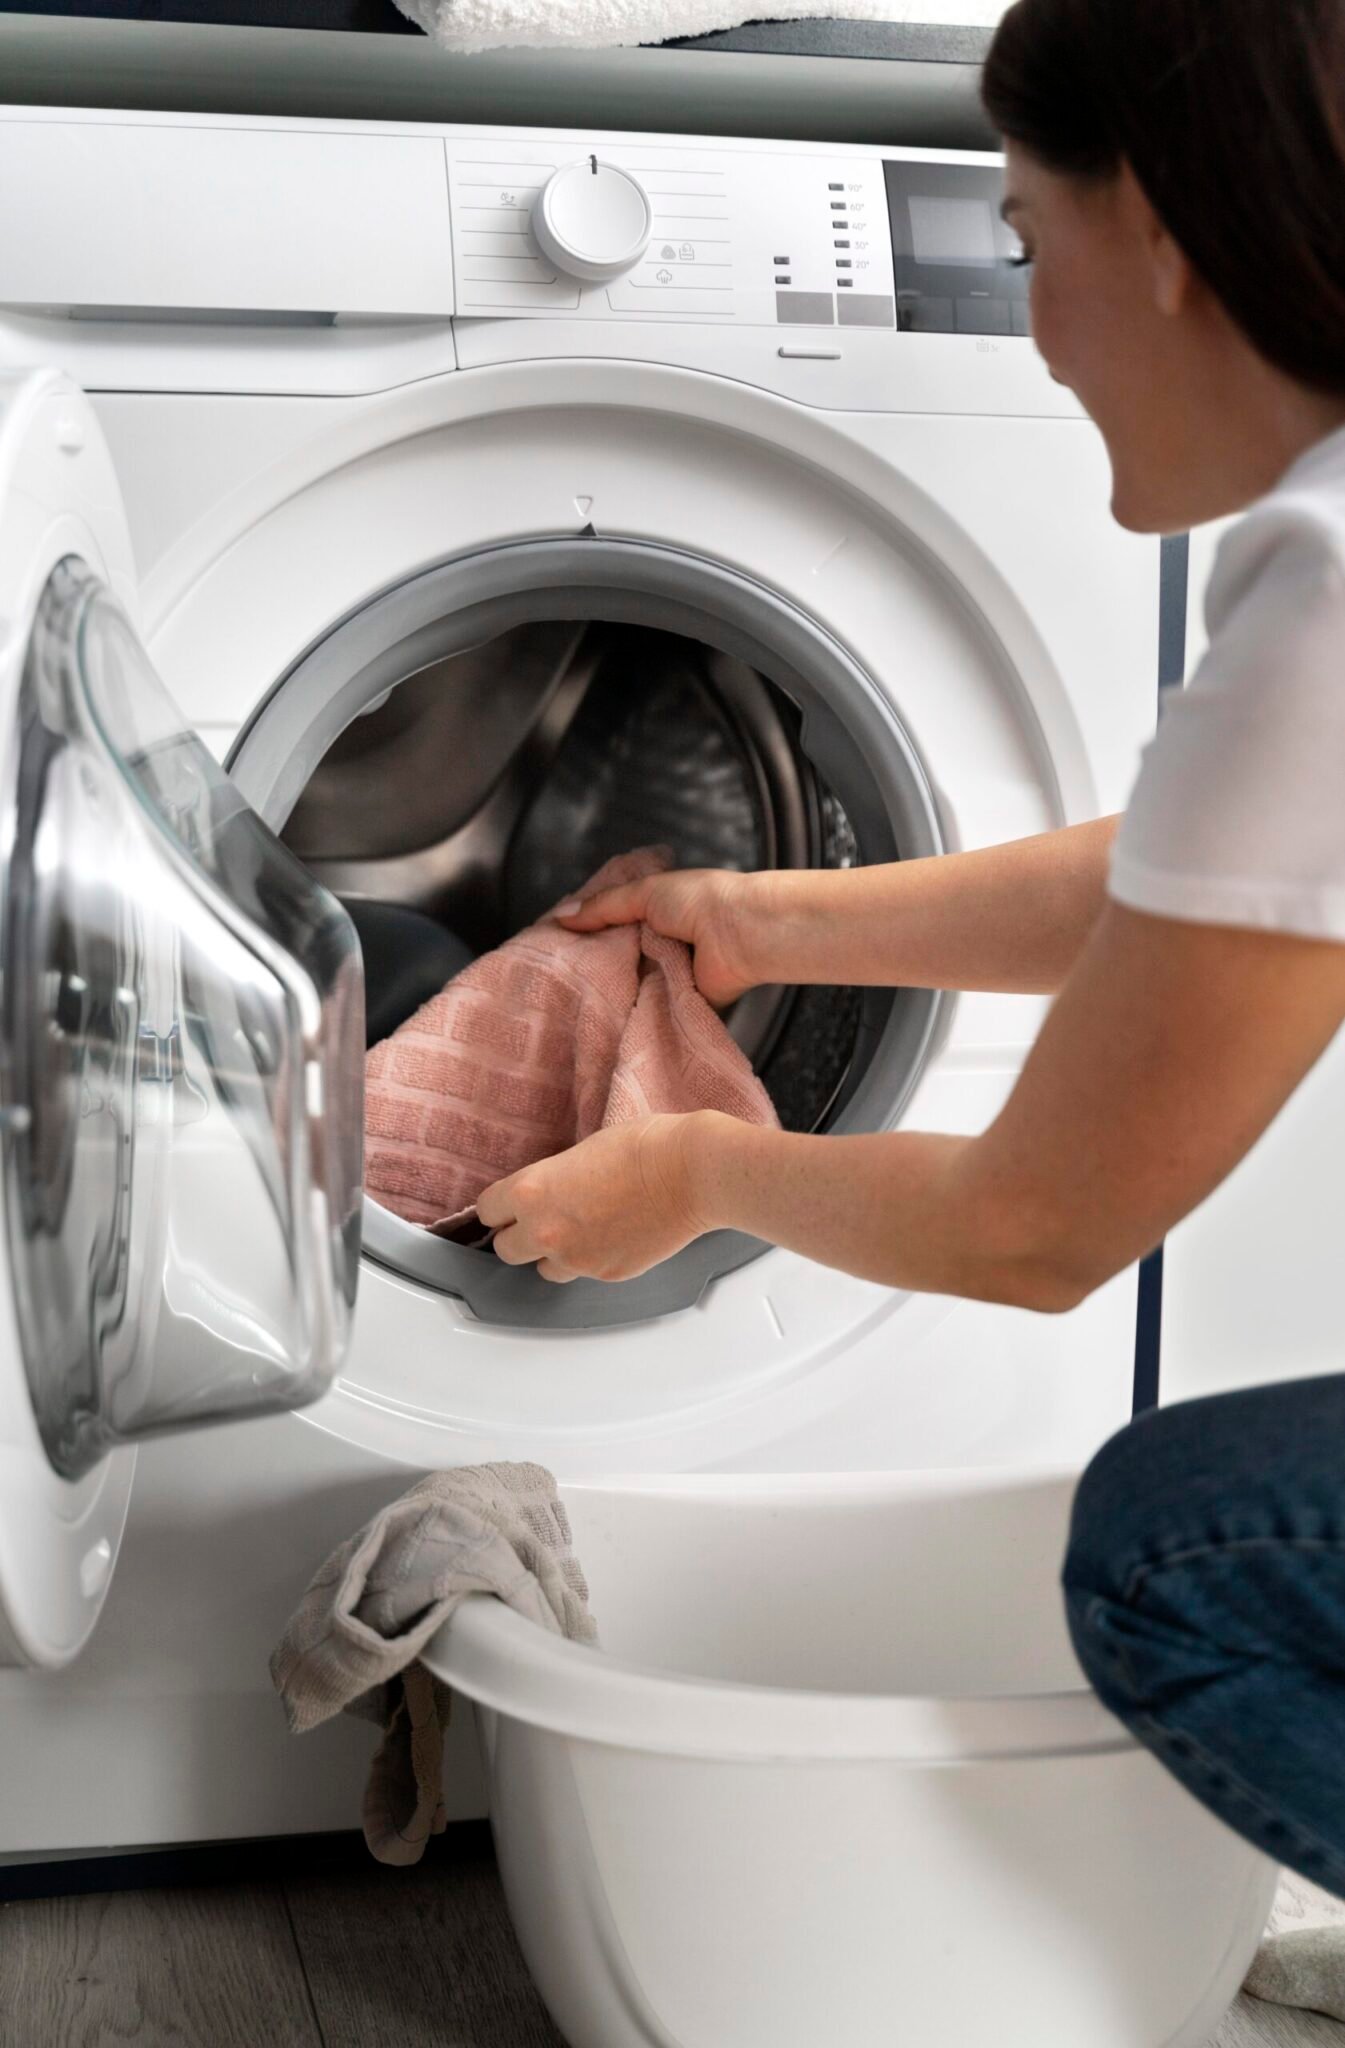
[{"x1": 0, "y1": 369, "x2": 365, "y2": 1666}]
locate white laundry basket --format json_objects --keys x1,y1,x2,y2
[{"x1": 426, "y1": 1469, "x2": 1277, "y2": 2048}]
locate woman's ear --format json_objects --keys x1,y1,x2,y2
[
  {"x1": 1152, "y1": 227, "x2": 1193, "y2": 318},
  {"x1": 1119, "y1": 158, "x2": 1193, "y2": 318}
]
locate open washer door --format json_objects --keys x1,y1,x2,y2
[{"x1": 0, "y1": 369, "x2": 364, "y2": 1666}]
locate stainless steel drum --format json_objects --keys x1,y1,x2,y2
[{"x1": 282, "y1": 620, "x2": 860, "y2": 1135}]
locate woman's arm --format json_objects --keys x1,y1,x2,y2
[
  {"x1": 688, "y1": 904, "x2": 1345, "y2": 1303},
  {"x1": 480, "y1": 903, "x2": 1345, "y2": 1305},
  {"x1": 737, "y1": 816, "x2": 1122, "y2": 993},
  {"x1": 560, "y1": 816, "x2": 1121, "y2": 998}
]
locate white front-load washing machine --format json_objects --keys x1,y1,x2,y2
[{"x1": 0, "y1": 103, "x2": 1182, "y2": 1865}]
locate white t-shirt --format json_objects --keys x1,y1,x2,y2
[{"x1": 1109, "y1": 420, "x2": 1345, "y2": 939}]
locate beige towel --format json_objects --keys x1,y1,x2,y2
[
  {"x1": 269, "y1": 1463, "x2": 596, "y2": 1866},
  {"x1": 1244, "y1": 1927, "x2": 1345, "y2": 2021},
  {"x1": 363, "y1": 845, "x2": 778, "y2": 1236}
]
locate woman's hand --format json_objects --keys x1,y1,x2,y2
[
  {"x1": 477, "y1": 1113, "x2": 710, "y2": 1283},
  {"x1": 555, "y1": 868, "x2": 761, "y2": 1008}
]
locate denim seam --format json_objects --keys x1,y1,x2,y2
[
  {"x1": 1122, "y1": 1535, "x2": 1345, "y2": 1606},
  {"x1": 1131, "y1": 1703, "x2": 1345, "y2": 1890},
  {"x1": 1080, "y1": 1591, "x2": 1144, "y2": 1691},
  {"x1": 1080, "y1": 1590, "x2": 1198, "y2": 1705},
  {"x1": 1077, "y1": 1591, "x2": 1345, "y2": 1889}
]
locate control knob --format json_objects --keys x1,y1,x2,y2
[{"x1": 532, "y1": 156, "x2": 653, "y2": 283}]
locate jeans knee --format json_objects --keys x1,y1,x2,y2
[
  {"x1": 1064, "y1": 1393, "x2": 1226, "y2": 1589},
  {"x1": 1062, "y1": 1580, "x2": 1126, "y2": 1697},
  {"x1": 1063, "y1": 1420, "x2": 1156, "y2": 1602}
]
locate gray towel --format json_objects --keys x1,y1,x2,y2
[
  {"x1": 269, "y1": 1462, "x2": 596, "y2": 1866},
  {"x1": 1241, "y1": 1867, "x2": 1345, "y2": 2023},
  {"x1": 1244, "y1": 1927, "x2": 1345, "y2": 2022}
]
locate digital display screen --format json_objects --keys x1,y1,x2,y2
[
  {"x1": 883, "y1": 161, "x2": 1031, "y2": 336},
  {"x1": 908, "y1": 195, "x2": 998, "y2": 267}
]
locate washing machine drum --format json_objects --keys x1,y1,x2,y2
[
  {"x1": 283, "y1": 618, "x2": 862, "y2": 1139},
  {"x1": 233, "y1": 542, "x2": 944, "y2": 1328}
]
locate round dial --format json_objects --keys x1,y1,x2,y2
[{"x1": 532, "y1": 157, "x2": 653, "y2": 284}]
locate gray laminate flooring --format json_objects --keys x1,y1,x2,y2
[{"x1": 0, "y1": 1829, "x2": 1339, "y2": 2048}]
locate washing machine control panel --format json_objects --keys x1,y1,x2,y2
[
  {"x1": 446, "y1": 140, "x2": 1028, "y2": 339},
  {"x1": 0, "y1": 115, "x2": 1040, "y2": 406},
  {"x1": 447, "y1": 139, "x2": 906, "y2": 330}
]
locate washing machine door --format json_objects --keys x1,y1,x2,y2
[{"x1": 0, "y1": 368, "x2": 364, "y2": 1666}]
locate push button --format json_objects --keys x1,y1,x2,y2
[
  {"x1": 955, "y1": 296, "x2": 1012, "y2": 335},
  {"x1": 838, "y1": 292, "x2": 895, "y2": 328},
  {"x1": 777, "y1": 290, "x2": 835, "y2": 325},
  {"x1": 902, "y1": 295, "x2": 954, "y2": 332}
]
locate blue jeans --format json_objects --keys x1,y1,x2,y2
[{"x1": 1063, "y1": 1372, "x2": 1345, "y2": 1900}]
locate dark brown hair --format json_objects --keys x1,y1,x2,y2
[{"x1": 981, "y1": 0, "x2": 1345, "y2": 395}]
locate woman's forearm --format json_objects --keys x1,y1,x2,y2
[
  {"x1": 737, "y1": 816, "x2": 1121, "y2": 995},
  {"x1": 682, "y1": 1115, "x2": 1084, "y2": 1311}
]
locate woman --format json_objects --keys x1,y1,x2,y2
[{"x1": 478, "y1": 0, "x2": 1345, "y2": 1919}]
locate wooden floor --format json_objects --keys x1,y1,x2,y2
[{"x1": 0, "y1": 1827, "x2": 1340, "y2": 2048}]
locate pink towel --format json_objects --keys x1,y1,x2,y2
[{"x1": 364, "y1": 847, "x2": 778, "y2": 1234}]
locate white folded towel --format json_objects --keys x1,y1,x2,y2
[{"x1": 394, "y1": 1, "x2": 926, "y2": 55}]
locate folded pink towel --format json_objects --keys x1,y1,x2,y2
[{"x1": 365, "y1": 847, "x2": 778, "y2": 1233}]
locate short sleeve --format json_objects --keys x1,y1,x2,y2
[{"x1": 1109, "y1": 503, "x2": 1345, "y2": 939}]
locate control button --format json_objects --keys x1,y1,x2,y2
[
  {"x1": 835, "y1": 259, "x2": 852, "y2": 269},
  {"x1": 900, "y1": 295, "x2": 954, "y2": 333},
  {"x1": 777, "y1": 290, "x2": 835, "y2": 326},
  {"x1": 773, "y1": 255, "x2": 791, "y2": 265},
  {"x1": 956, "y1": 295, "x2": 1012, "y2": 335},
  {"x1": 532, "y1": 156, "x2": 652, "y2": 282},
  {"x1": 837, "y1": 278, "x2": 854, "y2": 288},
  {"x1": 830, "y1": 202, "x2": 847, "y2": 211},
  {"x1": 838, "y1": 293, "x2": 895, "y2": 329},
  {"x1": 775, "y1": 274, "x2": 792, "y2": 284},
  {"x1": 828, "y1": 181, "x2": 844, "y2": 190},
  {"x1": 834, "y1": 239, "x2": 850, "y2": 249}
]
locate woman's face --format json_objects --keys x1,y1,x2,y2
[
  {"x1": 1000, "y1": 141, "x2": 1274, "y2": 534},
  {"x1": 994, "y1": 139, "x2": 1203, "y2": 532}
]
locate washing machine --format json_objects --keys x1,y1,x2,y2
[{"x1": 0, "y1": 102, "x2": 1176, "y2": 1866}]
